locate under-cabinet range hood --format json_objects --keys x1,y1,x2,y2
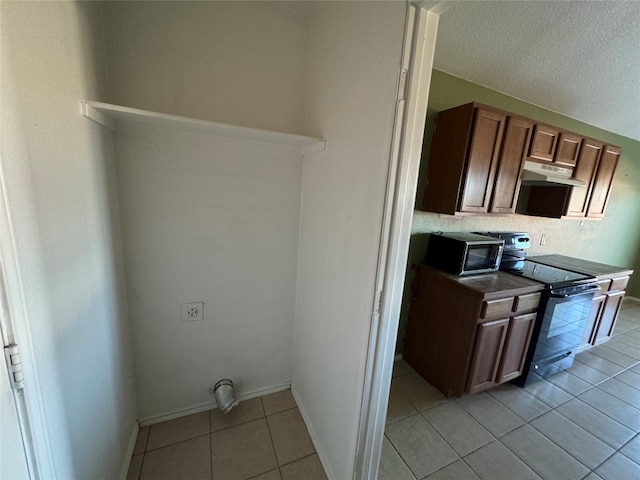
[{"x1": 520, "y1": 161, "x2": 586, "y2": 187}]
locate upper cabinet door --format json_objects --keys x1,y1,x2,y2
[
  {"x1": 587, "y1": 146, "x2": 621, "y2": 218},
  {"x1": 564, "y1": 139, "x2": 603, "y2": 218},
  {"x1": 554, "y1": 132, "x2": 582, "y2": 167},
  {"x1": 490, "y1": 116, "x2": 533, "y2": 214},
  {"x1": 528, "y1": 124, "x2": 559, "y2": 162},
  {"x1": 458, "y1": 108, "x2": 506, "y2": 213}
]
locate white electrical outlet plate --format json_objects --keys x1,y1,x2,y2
[
  {"x1": 181, "y1": 302, "x2": 204, "y2": 322},
  {"x1": 540, "y1": 234, "x2": 547, "y2": 246}
]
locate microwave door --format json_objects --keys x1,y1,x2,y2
[{"x1": 464, "y1": 244, "x2": 501, "y2": 272}]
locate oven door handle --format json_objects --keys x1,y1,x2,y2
[{"x1": 549, "y1": 284, "x2": 600, "y2": 298}]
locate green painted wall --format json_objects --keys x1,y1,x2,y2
[{"x1": 397, "y1": 69, "x2": 640, "y2": 352}]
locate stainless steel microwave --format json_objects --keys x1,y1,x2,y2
[{"x1": 425, "y1": 232, "x2": 505, "y2": 276}]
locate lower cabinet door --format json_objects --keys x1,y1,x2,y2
[
  {"x1": 496, "y1": 313, "x2": 536, "y2": 383},
  {"x1": 594, "y1": 290, "x2": 625, "y2": 345},
  {"x1": 467, "y1": 318, "x2": 509, "y2": 394},
  {"x1": 578, "y1": 294, "x2": 606, "y2": 352}
]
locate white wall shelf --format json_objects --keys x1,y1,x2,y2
[{"x1": 81, "y1": 100, "x2": 326, "y2": 153}]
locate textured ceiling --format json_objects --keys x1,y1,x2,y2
[{"x1": 434, "y1": 1, "x2": 640, "y2": 142}]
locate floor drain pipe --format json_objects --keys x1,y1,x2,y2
[{"x1": 210, "y1": 379, "x2": 239, "y2": 414}]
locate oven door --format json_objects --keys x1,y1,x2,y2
[
  {"x1": 461, "y1": 243, "x2": 504, "y2": 275},
  {"x1": 531, "y1": 285, "x2": 598, "y2": 370}
]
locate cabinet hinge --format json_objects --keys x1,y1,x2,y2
[
  {"x1": 4, "y1": 344, "x2": 25, "y2": 390},
  {"x1": 398, "y1": 68, "x2": 408, "y2": 101}
]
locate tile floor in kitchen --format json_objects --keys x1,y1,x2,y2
[
  {"x1": 127, "y1": 298, "x2": 640, "y2": 480},
  {"x1": 126, "y1": 389, "x2": 327, "y2": 480},
  {"x1": 381, "y1": 297, "x2": 640, "y2": 480}
]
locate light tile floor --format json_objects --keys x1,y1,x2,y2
[
  {"x1": 383, "y1": 297, "x2": 640, "y2": 480},
  {"x1": 127, "y1": 388, "x2": 327, "y2": 480}
]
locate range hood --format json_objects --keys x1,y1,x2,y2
[{"x1": 520, "y1": 161, "x2": 585, "y2": 187}]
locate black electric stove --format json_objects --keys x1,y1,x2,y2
[
  {"x1": 513, "y1": 259, "x2": 599, "y2": 386},
  {"x1": 519, "y1": 260, "x2": 596, "y2": 290}
]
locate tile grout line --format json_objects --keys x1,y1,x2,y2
[
  {"x1": 486, "y1": 387, "x2": 553, "y2": 423},
  {"x1": 265, "y1": 404, "x2": 299, "y2": 418},
  {"x1": 496, "y1": 428, "x2": 591, "y2": 480},
  {"x1": 382, "y1": 432, "x2": 420, "y2": 480},
  {"x1": 143, "y1": 432, "x2": 211, "y2": 454},
  {"x1": 589, "y1": 382, "x2": 640, "y2": 411},
  {"x1": 551, "y1": 395, "x2": 635, "y2": 442},
  {"x1": 523, "y1": 408, "x2": 610, "y2": 473},
  {"x1": 278, "y1": 451, "x2": 319, "y2": 470},
  {"x1": 135, "y1": 423, "x2": 151, "y2": 480},
  {"x1": 261, "y1": 396, "x2": 281, "y2": 471},
  {"x1": 209, "y1": 430, "x2": 213, "y2": 480}
]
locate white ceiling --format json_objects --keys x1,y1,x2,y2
[{"x1": 434, "y1": 0, "x2": 640, "y2": 142}]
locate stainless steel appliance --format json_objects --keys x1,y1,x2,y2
[
  {"x1": 425, "y1": 232, "x2": 504, "y2": 276},
  {"x1": 513, "y1": 261, "x2": 599, "y2": 386},
  {"x1": 473, "y1": 231, "x2": 530, "y2": 272}
]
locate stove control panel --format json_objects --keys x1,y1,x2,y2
[{"x1": 474, "y1": 232, "x2": 530, "y2": 250}]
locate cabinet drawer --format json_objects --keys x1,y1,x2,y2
[
  {"x1": 480, "y1": 297, "x2": 514, "y2": 319},
  {"x1": 610, "y1": 276, "x2": 629, "y2": 292},
  {"x1": 513, "y1": 293, "x2": 541, "y2": 314}
]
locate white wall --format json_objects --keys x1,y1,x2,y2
[
  {"x1": 102, "y1": 1, "x2": 309, "y2": 134},
  {"x1": 293, "y1": 3, "x2": 407, "y2": 478},
  {"x1": 0, "y1": 2, "x2": 137, "y2": 478},
  {"x1": 115, "y1": 124, "x2": 303, "y2": 420},
  {"x1": 100, "y1": 1, "x2": 311, "y2": 421}
]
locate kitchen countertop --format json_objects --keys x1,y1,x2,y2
[
  {"x1": 528, "y1": 254, "x2": 633, "y2": 280},
  {"x1": 419, "y1": 265, "x2": 545, "y2": 300}
]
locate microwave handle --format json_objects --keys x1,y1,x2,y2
[{"x1": 491, "y1": 245, "x2": 504, "y2": 269}]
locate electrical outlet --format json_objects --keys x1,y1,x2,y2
[
  {"x1": 181, "y1": 302, "x2": 204, "y2": 322},
  {"x1": 540, "y1": 234, "x2": 547, "y2": 246}
]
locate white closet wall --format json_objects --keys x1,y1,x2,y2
[
  {"x1": 102, "y1": 1, "x2": 309, "y2": 134},
  {"x1": 101, "y1": 2, "x2": 313, "y2": 422},
  {"x1": 1, "y1": 3, "x2": 136, "y2": 478},
  {"x1": 293, "y1": 3, "x2": 407, "y2": 478},
  {"x1": 113, "y1": 117, "x2": 314, "y2": 421}
]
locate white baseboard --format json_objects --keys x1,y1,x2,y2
[
  {"x1": 625, "y1": 295, "x2": 639, "y2": 302},
  {"x1": 119, "y1": 422, "x2": 139, "y2": 480},
  {"x1": 138, "y1": 382, "x2": 291, "y2": 426},
  {"x1": 291, "y1": 384, "x2": 336, "y2": 480}
]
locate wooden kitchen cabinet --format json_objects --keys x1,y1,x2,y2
[
  {"x1": 563, "y1": 139, "x2": 603, "y2": 218},
  {"x1": 403, "y1": 265, "x2": 544, "y2": 397},
  {"x1": 422, "y1": 103, "x2": 532, "y2": 215},
  {"x1": 578, "y1": 285, "x2": 607, "y2": 353},
  {"x1": 490, "y1": 116, "x2": 534, "y2": 213},
  {"x1": 495, "y1": 312, "x2": 536, "y2": 383},
  {"x1": 457, "y1": 108, "x2": 506, "y2": 213},
  {"x1": 422, "y1": 101, "x2": 621, "y2": 219},
  {"x1": 525, "y1": 139, "x2": 620, "y2": 220},
  {"x1": 467, "y1": 318, "x2": 509, "y2": 394},
  {"x1": 593, "y1": 290, "x2": 625, "y2": 344},
  {"x1": 467, "y1": 312, "x2": 536, "y2": 394},
  {"x1": 554, "y1": 132, "x2": 582, "y2": 167},
  {"x1": 587, "y1": 145, "x2": 621, "y2": 218},
  {"x1": 528, "y1": 123, "x2": 560, "y2": 163}
]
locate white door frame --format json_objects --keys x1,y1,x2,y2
[
  {"x1": 354, "y1": 2, "x2": 450, "y2": 478},
  {"x1": 0, "y1": 98, "x2": 56, "y2": 480}
]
